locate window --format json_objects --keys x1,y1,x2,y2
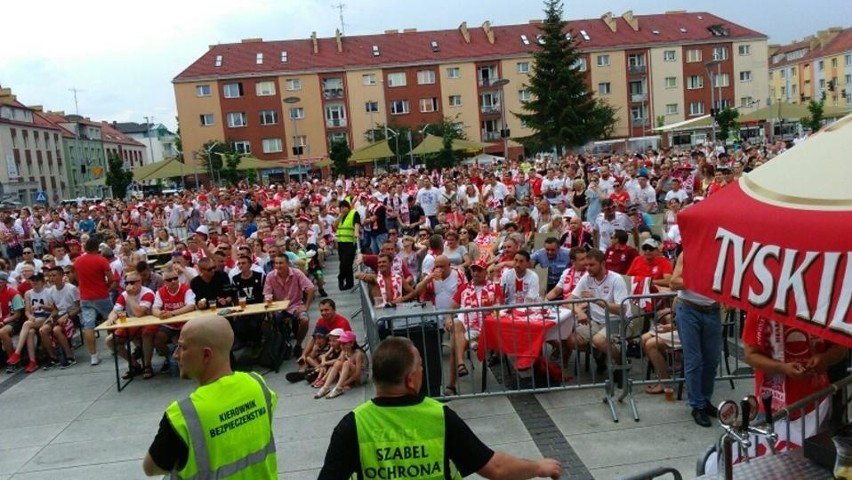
[
  {"x1": 259, "y1": 110, "x2": 278, "y2": 125},
  {"x1": 516, "y1": 62, "x2": 530, "y2": 73},
  {"x1": 846, "y1": 54, "x2": 852, "y2": 66},
  {"x1": 199, "y1": 114, "x2": 214, "y2": 126},
  {"x1": 627, "y1": 53, "x2": 646, "y2": 68},
  {"x1": 195, "y1": 85, "x2": 211, "y2": 97},
  {"x1": 780, "y1": 69, "x2": 786, "y2": 79},
  {"x1": 712, "y1": 47, "x2": 728, "y2": 60},
  {"x1": 419, "y1": 97, "x2": 438, "y2": 113},
  {"x1": 846, "y1": 74, "x2": 852, "y2": 85},
  {"x1": 390, "y1": 100, "x2": 409, "y2": 115},
  {"x1": 597, "y1": 82, "x2": 611, "y2": 95},
  {"x1": 362, "y1": 73, "x2": 377, "y2": 86},
  {"x1": 387, "y1": 72, "x2": 407, "y2": 87},
  {"x1": 665, "y1": 76, "x2": 677, "y2": 89},
  {"x1": 256, "y1": 53, "x2": 263, "y2": 65},
  {"x1": 233, "y1": 141, "x2": 251, "y2": 154},
  {"x1": 663, "y1": 50, "x2": 676, "y2": 62},
  {"x1": 689, "y1": 102, "x2": 704, "y2": 116},
  {"x1": 289, "y1": 107, "x2": 304, "y2": 120},
  {"x1": 255, "y1": 81, "x2": 276, "y2": 96},
  {"x1": 818, "y1": 60, "x2": 824, "y2": 71},
  {"x1": 630, "y1": 105, "x2": 647, "y2": 122},
  {"x1": 665, "y1": 104, "x2": 678, "y2": 115},
  {"x1": 687, "y1": 75, "x2": 704, "y2": 89},
  {"x1": 446, "y1": 67, "x2": 460, "y2": 79},
  {"x1": 571, "y1": 57, "x2": 587, "y2": 71},
  {"x1": 596, "y1": 54, "x2": 610, "y2": 66},
  {"x1": 325, "y1": 104, "x2": 346, "y2": 127},
  {"x1": 738, "y1": 45, "x2": 751, "y2": 56},
  {"x1": 365, "y1": 101, "x2": 379, "y2": 113},
  {"x1": 292, "y1": 135, "x2": 306, "y2": 147},
  {"x1": 714, "y1": 73, "x2": 730, "y2": 88},
  {"x1": 328, "y1": 132, "x2": 348, "y2": 147},
  {"x1": 448, "y1": 95, "x2": 462, "y2": 107},
  {"x1": 518, "y1": 89, "x2": 531, "y2": 101},
  {"x1": 226, "y1": 112, "x2": 247, "y2": 128},
  {"x1": 262, "y1": 138, "x2": 283, "y2": 153},
  {"x1": 214, "y1": 55, "x2": 223, "y2": 67},
  {"x1": 831, "y1": 58, "x2": 837, "y2": 68},
  {"x1": 818, "y1": 79, "x2": 825, "y2": 89},
  {"x1": 286, "y1": 79, "x2": 302, "y2": 91},
  {"x1": 223, "y1": 83, "x2": 243, "y2": 98},
  {"x1": 322, "y1": 78, "x2": 344, "y2": 99},
  {"x1": 740, "y1": 96, "x2": 754, "y2": 107},
  {"x1": 687, "y1": 49, "x2": 702, "y2": 63},
  {"x1": 739, "y1": 71, "x2": 752, "y2": 82},
  {"x1": 417, "y1": 70, "x2": 436, "y2": 85}
]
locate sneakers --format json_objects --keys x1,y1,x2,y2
[
  {"x1": 60, "y1": 357, "x2": 77, "y2": 369},
  {"x1": 90, "y1": 353, "x2": 101, "y2": 366},
  {"x1": 5, "y1": 363, "x2": 19, "y2": 374},
  {"x1": 24, "y1": 361, "x2": 38, "y2": 374},
  {"x1": 692, "y1": 408, "x2": 712, "y2": 427},
  {"x1": 6, "y1": 352, "x2": 21, "y2": 366},
  {"x1": 702, "y1": 404, "x2": 719, "y2": 418},
  {"x1": 42, "y1": 359, "x2": 59, "y2": 371}
]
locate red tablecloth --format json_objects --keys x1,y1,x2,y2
[{"x1": 477, "y1": 310, "x2": 553, "y2": 370}]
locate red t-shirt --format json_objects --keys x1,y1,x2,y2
[
  {"x1": 73, "y1": 252, "x2": 112, "y2": 300},
  {"x1": 17, "y1": 281, "x2": 32, "y2": 297},
  {"x1": 609, "y1": 191, "x2": 631, "y2": 212},
  {"x1": 626, "y1": 256, "x2": 673, "y2": 280},
  {"x1": 605, "y1": 245, "x2": 639, "y2": 275},
  {"x1": 0, "y1": 286, "x2": 21, "y2": 317},
  {"x1": 315, "y1": 313, "x2": 352, "y2": 332}
]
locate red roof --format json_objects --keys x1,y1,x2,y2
[
  {"x1": 769, "y1": 27, "x2": 852, "y2": 69},
  {"x1": 174, "y1": 11, "x2": 765, "y2": 81},
  {"x1": 38, "y1": 112, "x2": 78, "y2": 139},
  {"x1": 99, "y1": 122, "x2": 145, "y2": 147}
]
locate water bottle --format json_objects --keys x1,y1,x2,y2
[{"x1": 168, "y1": 345, "x2": 179, "y2": 377}]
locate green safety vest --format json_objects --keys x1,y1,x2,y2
[
  {"x1": 354, "y1": 397, "x2": 461, "y2": 480},
  {"x1": 166, "y1": 372, "x2": 278, "y2": 480},
  {"x1": 337, "y1": 208, "x2": 358, "y2": 244}
]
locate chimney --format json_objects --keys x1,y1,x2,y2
[
  {"x1": 528, "y1": 19, "x2": 543, "y2": 25},
  {"x1": 459, "y1": 21, "x2": 470, "y2": 44},
  {"x1": 402, "y1": 28, "x2": 417, "y2": 33},
  {"x1": 384, "y1": 29, "x2": 398, "y2": 35},
  {"x1": 335, "y1": 29, "x2": 343, "y2": 53},
  {"x1": 482, "y1": 21, "x2": 495, "y2": 45},
  {"x1": 240, "y1": 38, "x2": 263, "y2": 43},
  {"x1": 311, "y1": 31, "x2": 319, "y2": 54},
  {"x1": 0, "y1": 87, "x2": 12, "y2": 98},
  {"x1": 767, "y1": 44, "x2": 780, "y2": 56},
  {"x1": 601, "y1": 11, "x2": 617, "y2": 33},
  {"x1": 29, "y1": 105, "x2": 43, "y2": 112},
  {"x1": 621, "y1": 10, "x2": 639, "y2": 32}
]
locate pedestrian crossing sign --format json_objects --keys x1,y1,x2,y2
[{"x1": 35, "y1": 191, "x2": 48, "y2": 203}]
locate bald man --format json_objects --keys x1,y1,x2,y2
[
  {"x1": 409, "y1": 255, "x2": 466, "y2": 310},
  {"x1": 144, "y1": 316, "x2": 278, "y2": 479}
]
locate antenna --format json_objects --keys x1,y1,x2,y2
[
  {"x1": 68, "y1": 87, "x2": 85, "y2": 115},
  {"x1": 332, "y1": 2, "x2": 346, "y2": 35}
]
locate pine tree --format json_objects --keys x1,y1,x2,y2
[{"x1": 516, "y1": 0, "x2": 617, "y2": 154}]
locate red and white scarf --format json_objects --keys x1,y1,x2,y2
[{"x1": 376, "y1": 272, "x2": 403, "y2": 305}]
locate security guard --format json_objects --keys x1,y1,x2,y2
[
  {"x1": 319, "y1": 337, "x2": 562, "y2": 479},
  {"x1": 334, "y1": 199, "x2": 360, "y2": 291},
  {"x1": 143, "y1": 315, "x2": 278, "y2": 479}
]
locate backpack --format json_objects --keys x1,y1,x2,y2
[{"x1": 256, "y1": 315, "x2": 291, "y2": 372}]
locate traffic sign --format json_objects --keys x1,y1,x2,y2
[{"x1": 35, "y1": 191, "x2": 48, "y2": 203}]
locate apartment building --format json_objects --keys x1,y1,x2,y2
[
  {"x1": 768, "y1": 27, "x2": 852, "y2": 107},
  {"x1": 174, "y1": 10, "x2": 768, "y2": 168},
  {"x1": 115, "y1": 122, "x2": 179, "y2": 164}
]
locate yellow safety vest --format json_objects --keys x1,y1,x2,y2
[
  {"x1": 354, "y1": 397, "x2": 461, "y2": 480},
  {"x1": 337, "y1": 208, "x2": 358, "y2": 244},
  {"x1": 166, "y1": 372, "x2": 277, "y2": 479}
]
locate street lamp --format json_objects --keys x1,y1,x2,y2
[
  {"x1": 283, "y1": 96, "x2": 302, "y2": 182},
  {"x1": 143, "y1": 116, "x2": 155, "y2": 165},
  {"x1": 491, "y1": 78, "x2": 511, "y2": 161},
  {"x1": 704, "y1": 59, "x2": 722, "y2": 146},
  {"x1": 204, "y1": 141, "x2": 221, "y2": 186},
  {"x1": 385, "y1": 127, "x2": 400, "y2": 171}
]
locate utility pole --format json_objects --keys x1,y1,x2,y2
[
  {"x1": 143, "y1": 116, "x2": 156, "y2": 164},
  {"x1": 332, "y1": 2, "x2": 346, "y2": 35},
  {"x1": 69, "y1": 88, "x2": 85, "y2": 197}
]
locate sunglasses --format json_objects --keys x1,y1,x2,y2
[
  {"x1": 201, "y1": 267, "x2": 215, "y2": 272},
  {"x1": 165, "y1": 277, "x2": 179, "y2": 282},
  {"x1": 126, "y1": 279, "x2": 141, "y2": 285}
]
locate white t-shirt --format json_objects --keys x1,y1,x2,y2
[
  {"x1": 664, "y1": 189, "x2": 689, "y2": 203},
  {"x1": 594, "y1": 212, "x2": 632, "y2": 251},
  {"x1": 49, "y1": 283, "x2": 80, "y2": 315},
  {"x1": 430, "y1": 269, "x2": 465, "y2": 311},
  {"x1": 500, "y1": 268, "x2": 540, "y2": 305},
  {"x1": 416, "y1": 187, "x2": 440, "y2": 216},
  {"x1": 633, "y1": 185, "x2": 658, "y2": 212},
  {"x1": 571, "y1": 271, "x2": 628, "y2": 324}
]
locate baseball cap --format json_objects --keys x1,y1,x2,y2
[
  {"x1": 641, "y1": 238, "x2": 661, "y2": 249},
  {"x1": 196, "y1": 225, "x2": 209, "y2": 236},
  {"x1": 329, "y1": 328, "x2": 345, "y2": 337},
  {"x1": 312, "y1": 326, "x2": 330, "y2": 337},
  {"x1": 339, "y1": 331, "x2": 356, "y2": 344},
  {"x1": 470, "y1": 258, "x2": 488, "y2": 270}
]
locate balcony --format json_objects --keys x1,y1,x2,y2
[
  {"x1": 630, "y1": 93, "x2": 647, "y2": 102},
  {"x1": 478, "y1": 77, "x2": 502, "y2": 87},
  {"x1": 323, "y1": 88, "x2": 344, "y2": 100},
  {"x1": 628, "y1": 64, "x2": 647, "y2": 74},
  {"x1": 482, "y1": 130, "x2": 501, "y2": 141},
  {"x1": 631, "y1": 117, "x2": 649, "y2": 127},
  {"x1": 325, "y1": 118, "x2": 347, "y2": 128},
  {"x1": 480, "y1": 104, "x2": 502, "y2": 114}
]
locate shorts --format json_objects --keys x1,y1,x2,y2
[
  {"x1": 573, "y1": 321, "x2": 606, "y2": 342},
  {"x1": 453, "y1": 315, "x2": 481, "y2": 341},
  {"x1": 645, "y1": 330, "x2": 681, "y2": 349},
  {"x1": 158, "y1": 326, "x2": 181, "y2": 343},
  {"x1": 60, "y1": 315, "x2": 78, "y2": 339},
  {"x1": 3, "y1": 318, "x2": 24, "y2": 336},
  {"x1": 80, "y1": 298, "x2": 114, "y2": 330},
  {"x1": 544, "y1": 309, "x2": 575, "y2": 342}
]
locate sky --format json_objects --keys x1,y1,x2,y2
[{"x1": 1, "y1": 0, "x2": 848, "y2": 132}]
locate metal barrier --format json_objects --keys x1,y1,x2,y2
[{"x1": 358, "y1": 283, "x2": 758, "y2": 423}]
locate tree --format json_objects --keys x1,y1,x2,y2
[
  {"x1": 220, "y1": 153, "x2": 242, "y2": 186},
  {"x1": 105, "y1": 152, "x2": 133, "y2": 199},
  {"x1": 330, "y1": 139, "x2": 352, "y2": 177},
  {"x1": 173, "y1": 116, "x2": 183, "y2": 157},
  {"x1": 515, "y1": 0, "x2": 617, "y2": 155},
  {"x1": 801, "y1": 99, "x2": 825, "y2": 133},
  {"x1": 199, "y1": 140, "x2": 233, "y2": 184},
  {"x1": 716, "y1": 108, "x2": 740, "y2": 143}
]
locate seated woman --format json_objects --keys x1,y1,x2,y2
[{"x1": 315, "y1": 331, "x2": 368, "y2": 399}]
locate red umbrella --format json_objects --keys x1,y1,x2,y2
[{"x1": 678, "y1": 115, "x2": 852, "y2": 347}]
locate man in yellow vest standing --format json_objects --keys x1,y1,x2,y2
[
  {"x1": 143, "y1": 315, "x2": 278, "y2": 479},
  {"x1": 319, "y1": 337, "x2": 561, "y2": 479},
  {"x1": 334, "y1": 199, "x2": 361, "y2": 291}
]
